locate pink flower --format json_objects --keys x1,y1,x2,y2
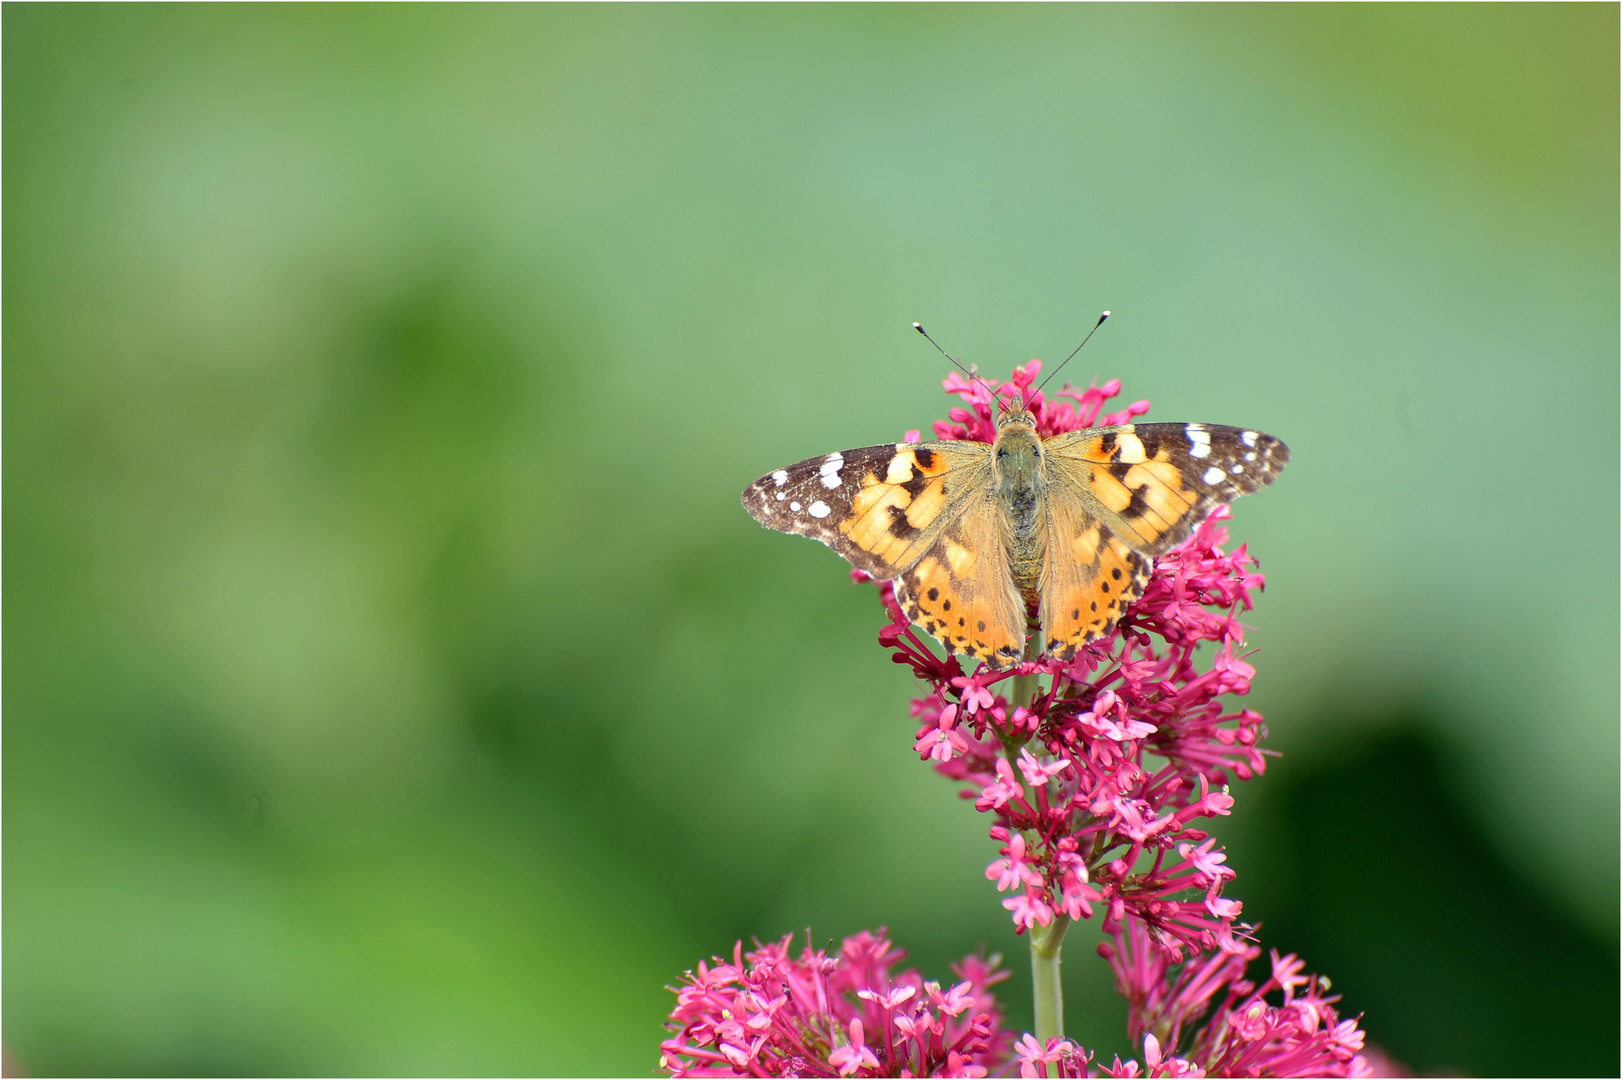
[
  {"x1": 1093, "y1": 919, "x2": 1372, "y2": 1078},
  {"x1": 974, "y1": 756, "x2": 1025, "y2": 813},
  {"x1": 1013, "y1": 1033, "x2": 1091, "y2": 1078},
  {"x1": 926, "y1": 979, "x2": 976, "y2": 1018},
  {"x1": 1017, "y1": 747, "x2": 1072, "y2": 786},
  {"x1": 661, "y1": 930, "x2": 1013, "y2": 1076},
  {"x1": 952, "y1": 673, "x2": 998, "y2": 715},
  {"x1": 828, "y1": 1019, "x2": 881, "y2": 1076},
  {"x1": 1002, "y1": 887, "x2": 1055, "y2": 931},
  {"x1": 986, "y1": 832, "x2": 1046, "y2": 893}
]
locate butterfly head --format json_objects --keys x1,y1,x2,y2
[{"x1": 994, "y1": 401, "x2": 1039, "y2": 436}]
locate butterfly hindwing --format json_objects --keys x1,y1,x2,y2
[
  {"x1": 741, "y1": 440, "x2": 992, "y2": 579},
  {"x1": 1043, "y1": 422, "x2": 1289, "y2": 557},
  {"x1": 895, "y1": 491, "x2": 1027, "y2": 669},
  {"x1": 1038, "y1": 494, "x2": 1152, "y2": 662}
]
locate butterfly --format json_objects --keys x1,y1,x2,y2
[{"x1": 741, "y1": 397, "x2": 1288, "y2": 670}]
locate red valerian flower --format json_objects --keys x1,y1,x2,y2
[
  {"x1": 1088, "y1": 918, "x2": 1371, "y2": 1078},
  {"x1": 660, "y1": 930, "x2": 1013, "y2": 1077}
]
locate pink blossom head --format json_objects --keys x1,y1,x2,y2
[{"x1": 661, "y1": 930, "x2": 1013, "y2": 1077}]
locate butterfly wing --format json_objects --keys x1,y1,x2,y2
[
  {"x1": 1044, "y1": 423, "x2": 1289, "y2": 555},
  {"x1": 743, "y1": 439, "x2": 1027, "y2": 664},
  {"x1": 894, "y1": 491, "x2": 1027, "y2": 669},
  {"x1": 741, "y1": 440, "x2": 993, "y2": 579},
  {"x1": 1038, "y1": 494, "x2": 1153, "y2": 661},
  {"x1": 1038, "y1": 422, "x2": 1289, "y2": 659}
]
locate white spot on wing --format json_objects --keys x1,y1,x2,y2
[
  {"x1": 818, "y1": 453, "x2": 845, "y2": 488},
  {"x1": 1186, "y1": 424, "x2": 1212, "y2": 458},
  {"x1": 775, "y1": 492, "x2": 785, "y2": 501},
  {"x1": 1241, "y1": 431, "x2": 1258, "y2": 447},
  {"x1": 790, "y1": 501, "x2": 802, "y2": 512},
  {"x1": 772, "y1": 470, "x2": 788, "y2": 486},
  {"x1": 885, "y1": 451, "x2": 917, "y2": 483},
  {"x1": 1244, "y1": 452, "x2": 1257, "y2": 462},
  {"x1": 1202, "y1": 466, "x2": 1224, "y2": 485},
  {"x1": 809, "y1": 501, "x2": 831, "y2": 518},
  {"x1": 1230, "y1": 463, "x2": 1245, "y2": 474}
]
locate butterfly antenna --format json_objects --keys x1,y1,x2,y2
[
  {"x1": 1034, "y1": 310, "x2": 1111, "y2": 398},
  {"x1": 913, "y1": 322, "x2": 1006, "y2": 416}
]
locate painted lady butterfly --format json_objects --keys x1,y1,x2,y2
[{"x1": 742, "y1": 394, "x2": 1288, "y2": 670}]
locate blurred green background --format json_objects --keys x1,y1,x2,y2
[{"x1": 5, "y1": 5, "x2": 1617, "y2": 1076}]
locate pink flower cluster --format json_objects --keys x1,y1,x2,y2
[
  {"x1": 1089, "y1": 920, "x2": 1369, "y2": 1078},
  {"x1": 660, "y1": 930, "x2": 1014, "y2": 1077},
  {"x1": 894, "y1": 364, "x2": 1268, "y2": 959},
  {"x1": 1010, "y1": 925, "x2": 1370, "y2": 1078}
]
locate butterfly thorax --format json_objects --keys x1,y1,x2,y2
[{"x1": 991, "y1": 410, "x2": 1049, "y2": 607}]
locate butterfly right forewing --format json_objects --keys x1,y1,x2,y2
[
  {"x1": 1044, "y1": 422, "x2": 1289, "y2": 557},
  {"x1": 1037, "y1": 421, "x2": 1288, "y2": 659}
]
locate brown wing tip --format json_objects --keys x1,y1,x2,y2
[{"x1": 741, "y1": 468, "x2": 794, "y2": 522}]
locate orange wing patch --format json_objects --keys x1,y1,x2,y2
[
  {"x1": 835, "y1": 444, "x2": 972, "y2": 568},
  {"x1": 895, "y1": 494, "x2": 1026, "y2": 669},
  {"x1": 1074, "y1": 445, "x2": 1198, "y2": 550}
]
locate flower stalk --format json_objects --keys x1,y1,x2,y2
[{"x1": 1029, "y1": 912, "x2": 1070, "y2": 1070}]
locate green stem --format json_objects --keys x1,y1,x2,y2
[
  {"x1": 1030, "y1": 914, "x2": 1072, "y2": 1071},
  {"x1": 1012, "y1": 627, "x2": 1072, "y2": 1072},
  {"x1": 1011, "y1": 626, "x2": 1043, "y2": 711},
  {"x1": 1002, "y1": 630, "x2": 1044, "y2": 765}
]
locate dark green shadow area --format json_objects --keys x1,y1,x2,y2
[{"x1": 1235, "y1": 723, "x2": 1620, "y2": 1077}]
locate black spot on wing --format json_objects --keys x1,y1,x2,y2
[
  {"x1": 1135, "y1": 429, "x2": 1168, "y2": 459},
  {"x1": 901, "y1": 472, "x2": 938, "y2": 499},
  {"x1": 1122, "y1": 484, "x2": 1152, "y2": 521}
]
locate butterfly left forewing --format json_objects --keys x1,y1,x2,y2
[
  {"x1": 741, "y1": 440, "x2": 992, "y2": 579},
  {"x1": 743, "y1": 439, "x2": 1028, "y2": 664}
]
